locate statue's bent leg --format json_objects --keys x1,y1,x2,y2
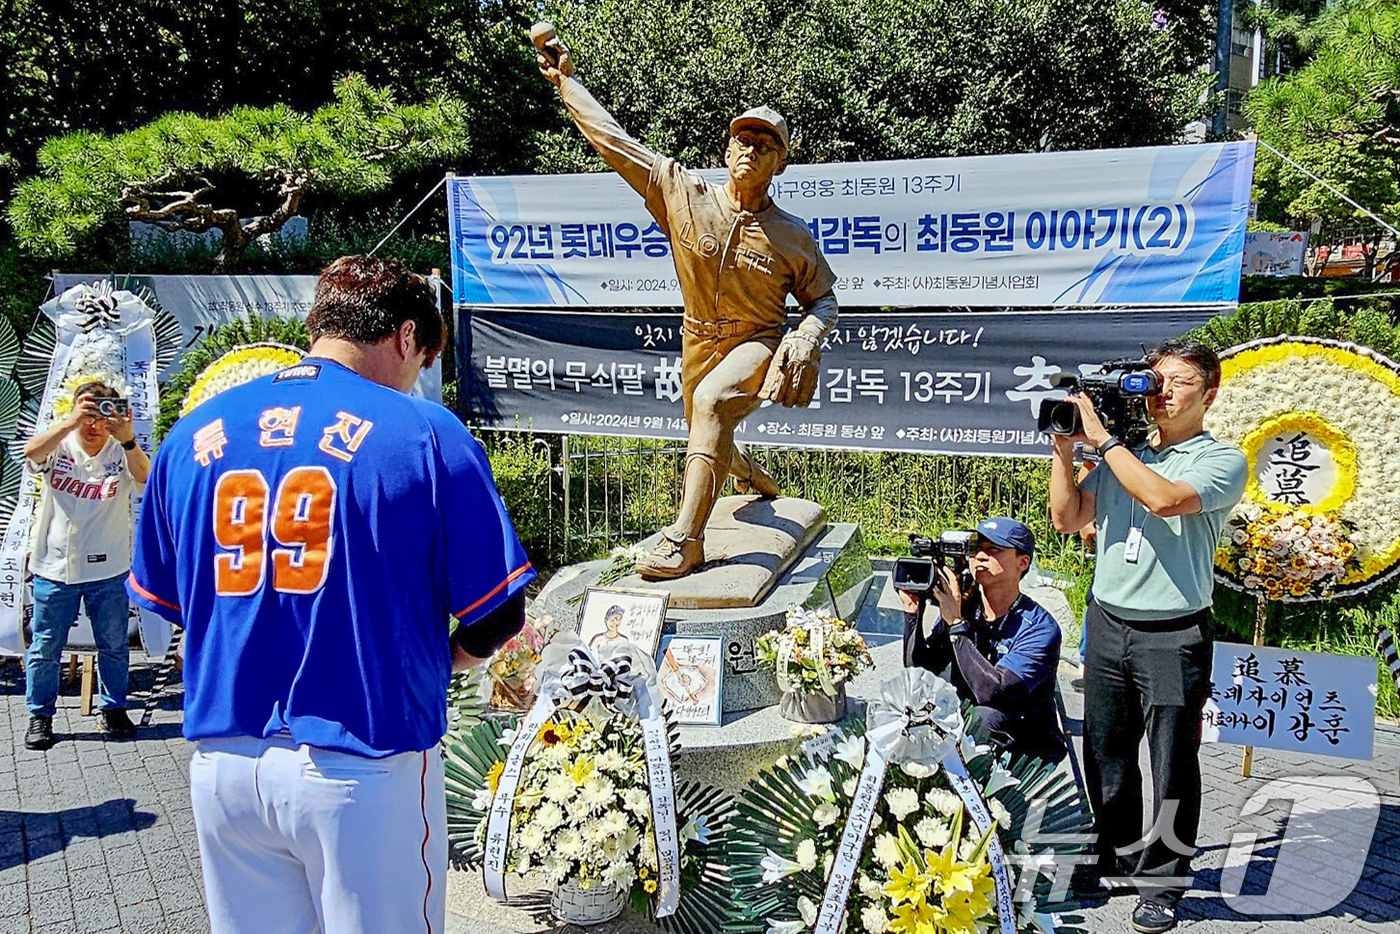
[
  {"x1": 730, "y1": 443, "x2": 779, "y2": 498},
  {"x1": 637, "y1": 338, "x2": 774, "y2": 580}
]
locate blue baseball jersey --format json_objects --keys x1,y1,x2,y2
[{"x1": 128, "y1": 358, "x2": 535, "y2": 757}]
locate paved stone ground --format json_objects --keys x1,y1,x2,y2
[
  {"x1": 2, "y1": 649, "x2": 1397, "y2": 934},
  {"x1": 0, "y1": 657, "x2": 203, "y2": 934}
]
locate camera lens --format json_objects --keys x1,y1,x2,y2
[{"x1": 1038, "y1": 400, "x2": 1081, "y2": 435}]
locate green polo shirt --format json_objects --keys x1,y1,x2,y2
[{"x1": 1081, "y1": 431, "x2": 1247, "y2": 621}]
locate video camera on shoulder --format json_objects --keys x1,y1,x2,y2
[
  {"x1": 892, "y1": 530, "x2": 977, "y2": 595},
  {"x1": 94, "y1": 398, "x2": 129, "y2": 418},
  {"x1": 1036, "y1": 357, "x2": 1159, "y2": 447}
]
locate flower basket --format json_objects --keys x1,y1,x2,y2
[
  {"x1": 551, "y1": 878, "x2": 628, "y2": 925},
  {"x1": 441, "y1": 637, "x2": 745, "y2": 934},
  {"x1": 778, "y1": 683, "x2": 847, "y2": 724},
  {"x1": 756, "y1": 606, "x2": 872, "y2": 723}
]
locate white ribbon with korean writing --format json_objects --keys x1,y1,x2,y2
[
  {"x1": 815, "y1": 669, "x2": 1016, "y2": 934},
  {"x1": 483, "y1": 636, "x2": 681, "y2": 916},
  {"x1": 0, "y1": 282, "x2": 157, "y2": 656},
  {"x1": 776, "y1": 605, "x2": 838, "y2": 697},
  {"x1": 943, "y1": 750, "x2": 1017, "y2": 934}
]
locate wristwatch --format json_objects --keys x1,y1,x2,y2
[
  {"x1": 1095, "y1": 436, "x2": 1123, "y2": 457},
  {"x1": 121, "y1": 439, "x2": 138, "y2": 451},
  {"x1": 947, "y1": 619, "x2": 971, "y2": 638}
]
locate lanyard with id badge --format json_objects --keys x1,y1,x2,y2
[{"x1": 1124, "y1": 501, "x2": 1145, "y2": 564}]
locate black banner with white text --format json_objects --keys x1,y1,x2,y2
[{"x1": 463, "y1": 308, "x2": 1222, "y2": 457}]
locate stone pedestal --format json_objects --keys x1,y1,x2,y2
[
  {"x1": 533, "y1": 496, "x2": 873, "y2": 713},
  {"x1": 612, "y1": 495, "x2": 828, "y2": 608}
]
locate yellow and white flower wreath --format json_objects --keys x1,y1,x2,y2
[
  {"x1": 1204, "y1": 336, "x2": 1400, "y2": 594},
  {"x1": 181, "y1": 343, "x2": 306, "y2": 416}
]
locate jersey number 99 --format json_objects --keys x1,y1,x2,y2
[{"x1": 213, "y1": 467, "x2": 337, "y2": 596}]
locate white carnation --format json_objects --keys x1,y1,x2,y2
[
  {"x1": 813, "y1": 801, "x2": 841, "y2": 828},
  {"x1": 795, "y1": 838, "x2": 818, "y2": 871},
  {"x1": 860, "y1": 905, "x2": 891, "y2": 934}
]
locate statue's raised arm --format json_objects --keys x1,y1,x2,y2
[{"x1": 533, "y1": 22, "x2": 657, "y2": 196}]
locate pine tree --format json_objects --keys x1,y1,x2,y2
[{"x1": 9, "y1": 75, "x2": 470, "y2": 271}]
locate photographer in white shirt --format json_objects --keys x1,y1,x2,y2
[{"x1": 22, "y1": 381, "x2": 150, "y2": 750}]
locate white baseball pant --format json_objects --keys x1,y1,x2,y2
[{"x1": 189, "y1": 733, "x2": 446, "y2": 934}]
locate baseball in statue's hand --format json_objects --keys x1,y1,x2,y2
[{"x1": 531, "y1": 22, "x2": 574, "y2": 84}]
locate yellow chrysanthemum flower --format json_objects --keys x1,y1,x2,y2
[{"x1": 485, "y1": 760, "x2": 505, "y2": 794}]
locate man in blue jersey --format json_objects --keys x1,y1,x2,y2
[{"x1": 128, "y1": 256, "x2": 534, "y2": 934}]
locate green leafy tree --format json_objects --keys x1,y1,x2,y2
[
  {"x1": 0, "y1": 1, "x2": 550, "y2": 183},
  {"x1": 536, "y1": 0, "x2": 1214, "y2": 170},
  {"x1": 9, "y1": 76, "x2": 471, "y2": 271},
  {"x1": 1245, "y1": 0, "x2": 1400, "y2": 278}
]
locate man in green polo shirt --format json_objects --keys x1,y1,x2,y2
[{"x1": 1050, "y1": 338, "x2": 1246, "y2": 934}]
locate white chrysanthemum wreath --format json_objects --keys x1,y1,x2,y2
[{"x1": 1204, "y1": 336, "x2": 1400, "y2": 597}]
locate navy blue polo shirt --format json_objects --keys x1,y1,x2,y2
[
  {"x1": 968, "y1": 593, "x2": 1062, "y2": 709},
  {"x1": 906, "y1": 592, "x2": 1061, "y2": 722}
]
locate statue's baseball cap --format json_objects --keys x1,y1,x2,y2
[
  {"x1": 730, "y1": 106, "x2": 790, "y2": 153},
  {"x1": 976, "y1": 517, "x2": 1035, "y2": 558}
]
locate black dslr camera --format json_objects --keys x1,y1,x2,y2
[
  {"x1": 1036, "y1": 358, "x2": 1160, "y2": 447},
  {"x1": 892, "y1": 530, "x2": 977, "y2": 595},
  {"x1": 94, "y1": 398, "x2": 129, "y2": 418}
]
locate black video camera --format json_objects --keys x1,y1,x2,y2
[
  {"x1": 892, "y1": 530, "x2": 977, "y2": 595},
  {"x1": 93, "y1": 398, "x2": 129, "y2": 418},
  {"x1": 1036, "y1": 358, "x2": 1160, "y2": 448}
]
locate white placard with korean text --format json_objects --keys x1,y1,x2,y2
[{"x1": 1202, "y1": 642, "x2": 1376, "y2": 760}]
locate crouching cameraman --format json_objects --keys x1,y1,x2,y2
[{"x1": 899, "y1": 518, "x2": 1065, "y2": 764}]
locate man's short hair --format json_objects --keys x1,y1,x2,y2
[
  {"x1": 73, "y1": 381, "x2": 120, "y2": 400},
  {"x1": 604, "y1": 605, "x2": 625, "y2": 623},
  {"x1": 306, "y1": 256, "x2": 445, "y2": 357},
  {"x1": 1147, "y1": 338, "x2": 1222, "y2": 391}
]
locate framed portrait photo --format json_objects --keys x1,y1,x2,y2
[
  {"x1": 657, "y1": 634, "x2": 724, "y2": 726},
  {"x1": 577, "y1": 586, "x2": 670, "y2": 660}
]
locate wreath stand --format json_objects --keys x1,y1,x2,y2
[{"x1": 1239, "y1": 597, "x2": 1268, "y2": 778}]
